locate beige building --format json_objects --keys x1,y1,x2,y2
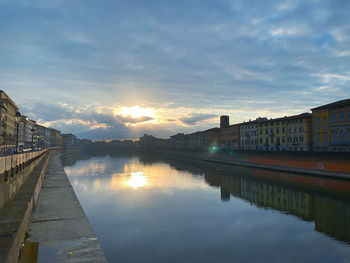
[
  {"x1": 286, "y1": 113, "x2": 312, "y2": 151},
  {"x1": 0, "y1": 90, "x2": 19, "y2": 146}
]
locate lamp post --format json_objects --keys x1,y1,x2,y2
[{"x1": 15, "y1": 112, "x2": 21, "y2": 153}]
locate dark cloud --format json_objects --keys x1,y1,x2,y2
[{"x1": 179, "y1": 113, "x2": 217, "y2": 125}]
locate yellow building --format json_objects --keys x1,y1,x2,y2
[
  {"x1": 0, "y1": 90, "x2": 19, "y2": 146},
  {"x1": 312, "y1": 99, "x2": 350, "y2": 152},
  {"x1": 286, "y1": 113, "x2": 312, "y2": 151},
  {"x1": 311, "y1": 105, "x2": 330, "y2": 152},
  {"x1": 221, "y1": 124, "x2": 240, "y2": 150},
  {"x1": 257, "y1": 117, "x2": 287, "y2": 151}
]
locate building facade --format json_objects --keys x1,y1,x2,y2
[
  {"x1": 170, "y1": 133, "x2": 186, "y2": 148},
  {"x1": 50, "y1": 128, "x2": 62, "y2": 147},
  {"x1": 329, "y1": 100, "x2": 350, "y2": 152},
  {"x1": 203, "y1": 128, "x2": 221, "y2": 148},
  {"x1": 240, "y1": 120, "x2": 258, "y2": 150},
  {"x1": 221, "y1": 124, "x2": 240, "y2": 150},
  {"x1": 286, "y1": 113, "x2": 312, "y2": 151},
  {"x1": 311, "y1": 105, "x2": 330, "y2": 152},
  {"x1": 62, "y1": 133, "x2": 80, "y2": 148},
  {"x1": 312, "y1": 99, "x2": 350, "y2": 152},
  {"x1": 258, "y1": 117, "x2": 287, "y2": 151},
  {"x1": 0, "y1": 90, "x2": 19, "y2": 146},
  {"x1": 188, "y1": 131, "x2": 204, "y2": 149},
  {"x1": 21, "y1": 116, "x2": 36, "y2": 149}
]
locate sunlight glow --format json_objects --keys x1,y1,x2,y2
[
  {"x1": 125, "y1": 172, "x2": 147, "y2": 189},
  {"x1": 119, "y1": 105, "x2": 155, "y2": 119}
]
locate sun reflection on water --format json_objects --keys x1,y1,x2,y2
[{"x1": 125, "y1": 172, "x2": 147, "y2": 189}]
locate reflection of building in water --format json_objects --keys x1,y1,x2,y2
[
  {"x1": 217, "y1": 175, "x2": 350, "y2": 242},
  {"x1": 240, "y1": 179, "x2": 259, "y2": 204},
  {"x1": 314, "y1": 196, "x2": 350, "y2": 243},
  {"x1": 257, "y1": 183, "x2": 314, "y2": 221},
  {"x1": 221, "y1": 177, "x2": 314, "y2": 221},
  {"x1": 220, "y1": 176, "x2": 241, "y2": 201}
]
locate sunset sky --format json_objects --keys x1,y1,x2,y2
[{"x1": 1, "y1": 0, "x2": 350, "y2": 140}]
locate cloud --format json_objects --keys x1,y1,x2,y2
[
  {"x1": 179, "y1": 113, "x2": 218, "y2": 126},
  {"x1": 1, "y1": 0, "x2": 350, "y2": 139}
]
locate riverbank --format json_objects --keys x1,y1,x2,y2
[
  {"x1": 21, "y1": 154, "x2": 107, "y2": 262},
  {"x1": 135, "y1": 148, "x2": 350, "y2": 180}
]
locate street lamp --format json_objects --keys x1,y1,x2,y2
[{"x1": 15, "y1": 112, "x2": 21, "y2": 153}]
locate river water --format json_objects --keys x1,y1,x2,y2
[{"x1": 62, "y1": 152, "x2": 350, "y2": 263}]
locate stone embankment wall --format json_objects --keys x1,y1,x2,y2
[
  {"x1": 137, "y1": 148, "x2": 350, "y2": 179},
  {"x1": 0, "y1": 150, "x2": 48, "y2": 211}
]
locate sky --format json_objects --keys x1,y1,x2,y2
[{"x1": 1, "y1": 0, "x2": 350, "y2": 140}]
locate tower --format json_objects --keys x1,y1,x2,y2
[{"x1": 220, "y1": 115, "x2": 229, "y2": 128}]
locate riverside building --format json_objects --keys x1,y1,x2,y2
[
  {"x1": 240, "y1": 118, "x2": 267, "y2": 150},
  {"x1": 312, "y1": 99, "x2": 350, "y2": 152},
  {"x1": 240, "y1": 120, "x2": 257, "y2": 150},
  {"x1": 221, "y1": 123, "x2": 241, "y2": 150},
  {"x1": 0, "y1": 90, "x2": 19, "y2": 146},
  {"x1": 258, "y1": 117, "x2": 287, "y2": 151},
  {"x1": 286, "y1": 113, "x2": 312, "y2": 151}
]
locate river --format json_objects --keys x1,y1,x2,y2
[{"x1": 61, "y1": 152, "x2": 350, "y2": 263}]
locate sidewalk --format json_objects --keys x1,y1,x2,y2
[{"x1": 27, "y1": 155, "x2": 107, "y2": 262}]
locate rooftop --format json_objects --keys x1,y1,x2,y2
[{"x1": 311, "y1": 98, "x2": 350, "y2": 110}]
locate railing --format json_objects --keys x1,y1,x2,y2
[{"x1": 0, "y1": 149, "x2": 48, "y2": 181}]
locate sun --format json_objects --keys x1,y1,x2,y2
[{"x1": 119, "y1": 105, "x2": 155, "y2": 119}]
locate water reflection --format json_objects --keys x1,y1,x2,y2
[
  {"x1": 61, "y1": 151, "x2": 350, "y2": 263},
  {"x1": 126, "y1": 172, "x2": 147, "y2": 189}
]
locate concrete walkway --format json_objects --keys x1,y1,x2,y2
[{"x1": 28, "y1": 155, "x2": 107, "y2": 262}]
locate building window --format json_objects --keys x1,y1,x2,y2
[
  {"x1": 316, "y1": 117, "x2": 320, "y2": 125},
  {"x1": 266, "y1": 129, "x2": 268, "y2": 134},
  {"x1": 270, "y1": 128, "x2": 273, "y2": 134},
  {"x1": 282, "y1": 137, "x2": 285, "y2": 143},
  {"x1": 331, "y1": 129, "x2": 337, "y2": 142},
  {"x1": 282, "y1": 127, "x2": 285, "y2": 133},
  {"x1": 300, "y1": 136, "x2": 303, "y2": 142},
  {"x1": 316, "y1": 134, "x2": 320, "y2": 143},
  {"x1": 265, "y1": 138, "x2": 268, "y2": 144},
  {"x1": 332, "y1": 112, "x2": 337, "y2": 123},
  {"x1": 277, "y1": 128, "x2": 279, "y2": 134},
  {"x1": 260, "y1": 129, "x2": 262, "y2": 135},
  {"x1": 339, "y1": 129, "x2": 346, "y2": 142},
  {"x1": 270, "y1": 138, "x2": 273, "y2": 144},
  {"x1": 323, "y1": 116, "x2": 327, "y2": 124},
  {"x1": 260, "y1": 138, "x2": 262, "y2": 144},
  {"x1": 323, "y1": 133, "x2": 327, "y2": 142},
  {"x1": 340, "y1": 112, "x2": 344, "y2": 122}
]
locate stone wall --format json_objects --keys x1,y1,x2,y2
[{"x1": 0, "y1": 150, "x2": 48, "y2": 212}]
